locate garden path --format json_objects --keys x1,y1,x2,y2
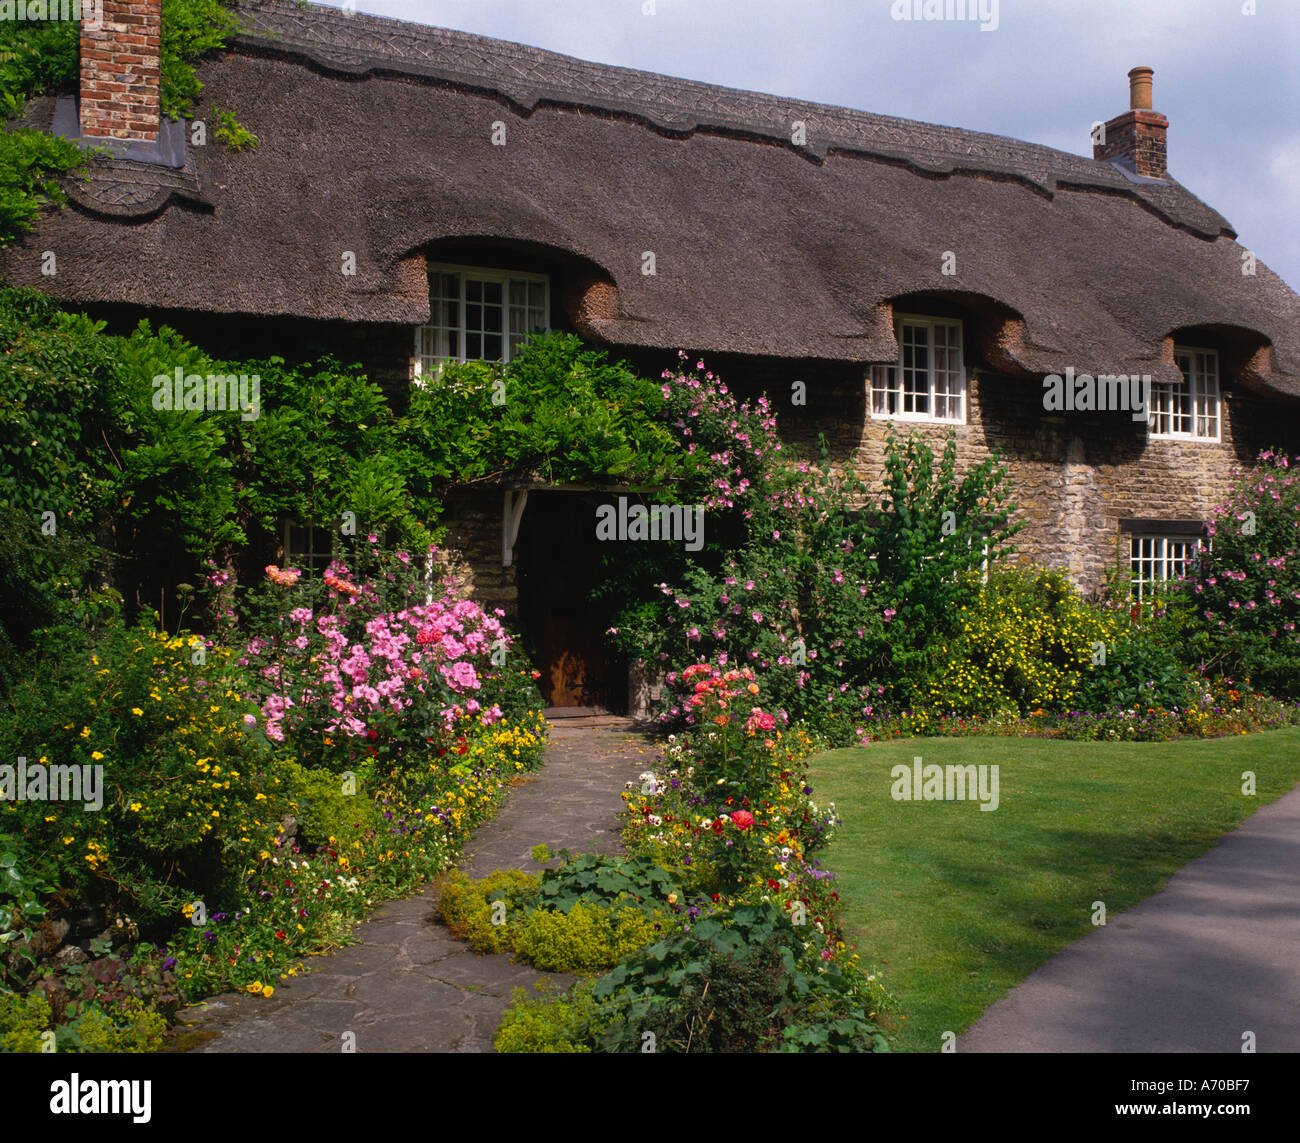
[
  {"x1": 959, "y1": 781, "x2": 1300, "y2": 1052},
  {"x1": 175, "y1": 724, "x2": 653, "y2": 1053}
]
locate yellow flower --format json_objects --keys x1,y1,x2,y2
[
  {"x1": 63, "y1": 836, "x2": 73, "y2": 845},
  {"x1": 79, "y1": 727, "x2": 91, "y2": 739},
  {"x1": 261, "y1": 985, "x2": 274, "y2": 998},
  {"x1": 129, "y1": 802, "x2": 142, "y2": 812},
  {"x1": 90, "y1": 751, "x2": 104, "y2": 761},
  {"x1": 130, "y1": 708, "x2": 144, "y2": 716}
]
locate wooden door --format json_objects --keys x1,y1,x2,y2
[{"x1": 516, "y1": 491, "x2": 623, "y2": 711}]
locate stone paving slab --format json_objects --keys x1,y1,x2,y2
[{"x1": 176, "y1": 726, "x2": 655, "y2": 1053}]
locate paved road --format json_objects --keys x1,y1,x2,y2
[
  {"x1": 176, "y1": 725, "x2": 653, "y2": 1053},
  {"x1": 959, "y1": 783, "x2": 1300, "y2": 1052}
]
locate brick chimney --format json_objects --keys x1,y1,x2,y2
[
  {"x1": 80, "y1": 0, "x2": 162, "y2": 141},
  {"x1": 1093, "y1": 66, "x2": 1168, "y2": 179}
]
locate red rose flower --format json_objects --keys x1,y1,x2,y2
[{"x1": 730, "y1": 810, "x2": 755, "y2": 830}]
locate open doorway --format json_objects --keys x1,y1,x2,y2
[{"x1": 514, "y1": 490, "x2": 626, "y2": 713}]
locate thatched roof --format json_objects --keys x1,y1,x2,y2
[{"x1": 4, "y1": 0, "x2": 1299, "y2": 396}]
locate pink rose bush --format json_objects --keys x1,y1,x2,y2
[
  {"x1": 1182, "y1": 450, "x2": 1300, "y2": 698},
  {"x1": 241, "y1": 552, "x2": 522, "y2": 768}
]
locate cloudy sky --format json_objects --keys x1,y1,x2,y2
[{"x1": 317, "y1": 0, "x2": 1299, "y2": 288}]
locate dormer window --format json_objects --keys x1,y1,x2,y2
[
  {"x1": 870, "y1": 316, "x2": 966, "y2": 424},
  {"x1": 415, "y1": 266, "x2": 549, "y2": 377},
  {"x1": 1149, "y1": 347, "x2": 1220, "y2": 441}
]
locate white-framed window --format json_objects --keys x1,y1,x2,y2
[
  {"x1": 283, "y1": 521, "x2": 333, "y2": 576},
  {"x1": 1149, "y1": 347, "x2": 1220, "y2": 441},
  {"x1": 414, "y1": 265, "x2": 549, "y2": 377},
  {"x1": 870, "y1": 316, "x2": 966, "y2": 424},
  {"x1": 1129, "y1": 533, "x2": 1201, "y2": 601}
]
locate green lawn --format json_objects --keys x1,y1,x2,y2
[{"x1": 809, "y1": 728, "x2": 1300, "y2": 1052}]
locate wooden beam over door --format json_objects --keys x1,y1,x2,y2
[{"x1": 502, "y1": 489, "x2": 529, "y2": 567}]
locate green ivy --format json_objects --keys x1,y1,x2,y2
[
  {"x1": 403, "y1": 333, "x2": 693, "y2": 493},
  {"x1": 212, "y1": 104, "x2": 258, "y2": 151}
]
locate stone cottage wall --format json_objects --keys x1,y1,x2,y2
[
  {"x1": 439, "y1": 490, "x2": 519, "y2": 615},
  {"x1": 772, "y1": 368, "x2": 1299, "y2": 596}
]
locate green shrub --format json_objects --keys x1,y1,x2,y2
[
  {"x1": 439, "y1": 861, "x2": 667, "y2": 972},
  {"x1": 513, "y1": 899, "x2": 665, "y2": 973},
  {"x1": 590, "y1": 902, "x2": 888, "y2": 1054},
  {"x1": 494, "y1": 980, "x2": 608, "y2": 1053},
  {"x1": 1074, "y1": 624, "x2": 1197, "y2": 713},
  {"x1": 0, "y1": 991, "x2": 49, "y2": 1053},
  {"x1": 438, "y1": 869, "x2": 541, "y2": 954},
  {"x1": 280, "y1": 760, "x2": 380, "y2": 850},
  {"x1": 0, "y1": 619, "x2": 291, "y2": 932},
  {"x1": 532, "y1": 849, "x2": 679, "y2": 912},
  {"x1": 68, "y1": 997, "x2": 167, "y2": 1053},
  {"x1": 928, "y1": 568, "x2": 1124, "y2": 715},
  {"x1": 212, "y1": 105, "x2": 258, "y2": 150},
  {"x1": 497, "y1": 902, "x2": 893, "y2": 1054}
]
